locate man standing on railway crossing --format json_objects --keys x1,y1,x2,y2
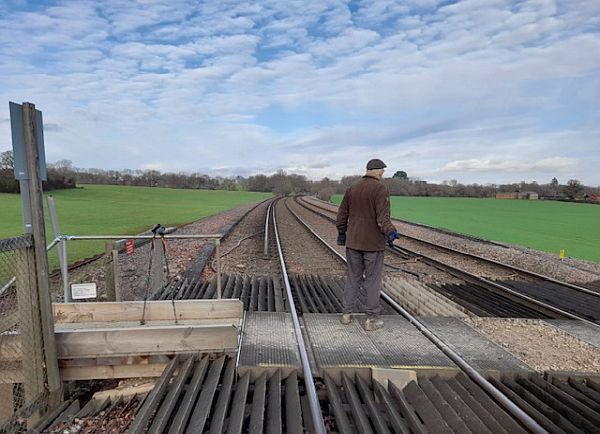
[{"x1": 336, "y1": 158, "x2": 400, "y2": 331}]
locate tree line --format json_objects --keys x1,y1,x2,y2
[
  {"x1": 0, "y1": 151, "x2": 76, "y2": 193},
  {"x1": 314, "y1": 174, "x2": 597, "y2": 201},
  {"x1": 1, "y1": 150, "x2": 597, "y2": 200}
]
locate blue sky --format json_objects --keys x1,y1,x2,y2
[{"x1": 0, "y1": 0, "x2": 599, "y2": 185}]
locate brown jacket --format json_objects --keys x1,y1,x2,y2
[{"x1": 336, "y1": 175, "x2": 397, "y2": 251}]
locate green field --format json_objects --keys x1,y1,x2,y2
[
  {"x1": 1, "y1": 185, "x2": 271, "y2": 267},
  {"x1": 333, "y1": 195, "x2": 600, "y2": 263}
]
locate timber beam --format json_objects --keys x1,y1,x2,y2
[{"x1": 0, "y1": 299, "x2": 243, "y2": 381}]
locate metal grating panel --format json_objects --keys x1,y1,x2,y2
[
  {"x1": 238, "y1": 312, "x2": 301, "y2": 369},
  {"x1": 302, "y1": 314, "x2": 387, "y2": 368},
  {"x1": 368, "y1": 315, "x2": 457, "y2": 368},
  {"x1": 420, "y1": 317, "x2": 533, "y2": 372},
  {"x1": 546, "y1": 320, "x2": 600, "y2": 348}
]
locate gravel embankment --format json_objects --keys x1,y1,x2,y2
[{"x1": 465, "y1": 317, "x2": 600, "y2": 373}]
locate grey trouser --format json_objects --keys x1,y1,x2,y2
[{"x1": 343, "y1": 247, "x2": 384, "y2": 317}]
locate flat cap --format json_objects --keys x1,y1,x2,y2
[{"x1": 366, "y1": 158, "x2": 387, "y2": 170}]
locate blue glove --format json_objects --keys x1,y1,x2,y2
[
  {"x1": 387, "y1": 230, "x2": 400, "y2": 247},
  {"x1": 337, "y1": 233, "x2": 346, "y2": 246}
]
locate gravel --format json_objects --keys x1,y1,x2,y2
[
  {"x1": 47, "y1": 399, "x2": 138, "y2": 433},
  {"x1": 205, "y1": 200, "x2": 281, "y2": 278},
  {"x1": 465, "y1": 317, "x2": 600, "y2": 373},
  {"x1": 276, "y1": 199, "x2": 346, "y2": 276},
  {"x1": 114, "y1": 203, "x2": 255, "y2": 299}
]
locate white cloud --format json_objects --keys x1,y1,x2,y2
[
  {"x1": 0, "y1": 0, "x2": 598, "y2": 185},
  {"x1": 439, "y1": 157, "x2": 578, "y2": 173}
]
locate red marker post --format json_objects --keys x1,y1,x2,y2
[{"x1": 125, "y1": 239, "x2": 135, "y2": 256}]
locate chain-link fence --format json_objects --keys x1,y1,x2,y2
[
  {"x1": 0, "y1": 232, "x2": 225, "y2": 431},
  {"x1": 0, "y1": 235, "x2": 50, "y2": 432}
]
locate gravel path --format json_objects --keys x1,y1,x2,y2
[
  {"x1": 305, "y1": 197, "x2": 600, "y2": 287},
  {"x1": 465, "y1": 318, "x2": 600, "y2": 373}
]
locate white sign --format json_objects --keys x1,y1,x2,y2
[{"x1": 71, "y1": 283, "x2": 97, "y2": 300}]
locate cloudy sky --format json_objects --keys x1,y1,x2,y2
[{"x1": 0, "y1": 0, "x2": 598, "y2": 185}]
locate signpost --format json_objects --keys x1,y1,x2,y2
[
  {"x1": 8, "y1": 101, "x2": 61, "y2": 403},
  {"x1": 9, "y1": 102, "x2": 47, "y2": 234}
]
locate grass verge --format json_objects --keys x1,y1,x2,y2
[{"x1": 1, "y1": 185, "x2": 272, "y2": 267}]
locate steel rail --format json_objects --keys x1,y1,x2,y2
[
  {"x1": 399, "y1": 234, "x2": 600, "y2": 297},
  {"x1": 263, "y1": 199, "x2": 275, "y2": 257},
  {"x1": 271, "y1": 200, "x2": 327, "y2": 434},
  {"x1": 302, "y1": 196, "x2": 600, "y2": 297},
  {"x1": 285, "y1": 201, "x2": 347, "y2": 264},
  {"x1": 285, "y1": 198, "x2": 549, "y2": 434},
  {"x1": 295, "y1": 196, "x2": 600, "y2": 327},
  {"x1": 389, "y1": 244, "x2": 600, "y2": 328},
  {"x1": 379, "y1": 291, "x2": 549, "y2": 434}
]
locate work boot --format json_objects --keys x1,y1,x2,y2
[
  {"x1": 364, "y1": 317, "x2": 384, "y2": 331},
  {"x1": 340, "y1": 313, "x2": 353, "y2": 325}
]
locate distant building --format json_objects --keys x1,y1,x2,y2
[
  {"x1": 519, "y1": 191, "x2": 538, "y2": 200},
  {"x1": 496, "y1": 192, "x2": 538, "y2": 200},
  {"x1": 496, "y1": 192, "x2": 518, "y2": 199}
]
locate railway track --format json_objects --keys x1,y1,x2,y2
[
  {"x1": 295, "y1": 196, "x2": 600, "y2": 326},
  {"x1": 303, "y1": 195, "x2": 600, "y2": 285},
  {"x1": 153, "y1": 197, "x2": 552, "y2": 432},
  {"x1": 271, "y1": 197, "x2": 548, "y2": 433},
  {"x1": 33, "y1": 196, "x2": 600, "y2": 434}
]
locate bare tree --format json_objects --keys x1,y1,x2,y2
[
  {"x1": 0, "y1": 150, "x2": 14, "y2": 170},
  {"x1": 316, "y1": 177, "x2": 337, "y2": 201},
  {"x1": 0, "y1": 150, "x2": 18, "y2": 193},
  {"x1": 563, "y1": 179, "x2": 583, "y2": 199}
]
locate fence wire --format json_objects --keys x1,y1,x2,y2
[
  {"x1": 48, "y1": 234, "x2": 216, "y2": 303},
  {"x1": 51, "y1": 237, "x2": 172, "y2": 303},
  {"x1": 114, "y1": 235, "x2": 216, "y2": 302},
  {"x1": 0, "y1": 235, "x2": 50, "y2": 432}
]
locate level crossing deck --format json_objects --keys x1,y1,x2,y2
[{"x1": 238, "y1": 313, "x2": 535, "y2": 377}]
